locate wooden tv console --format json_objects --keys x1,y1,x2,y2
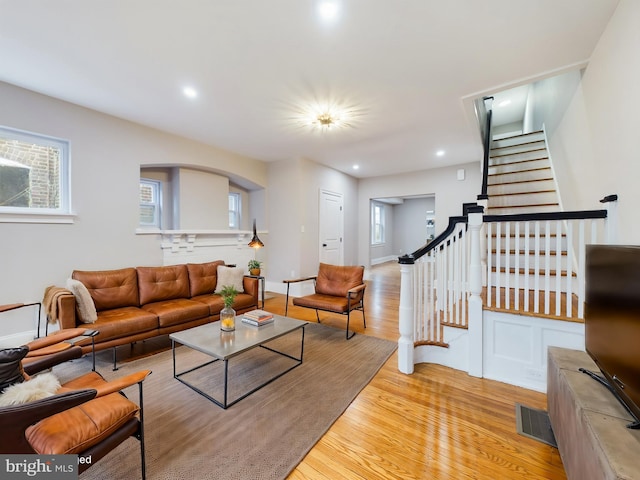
[{"x1": 547, "y1": 347, "x2": 640, "y2": 480}]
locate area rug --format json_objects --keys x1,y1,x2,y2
[{"x1": 52, "y1": 322, "x2": 396, "y2": 480}]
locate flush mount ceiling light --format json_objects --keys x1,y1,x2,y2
[
  {"x1": 436, "y1": 150, "x2": 445, "y2": 157},
  {"x1": 183, "y1": 86, "x2": 198, "y2": 99},
  {"x1": 312, "y1": 111, "x2": 343, "y2": 130},
  {"x1": 315, "y1": 0, "x2": 341, "y2": 21},
  {"x1": 286, "y1": 95, "x2": 364, "y2": 134}
]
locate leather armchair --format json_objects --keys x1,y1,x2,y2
[
  {"x1": 22, "y1": 327, "x2": 97, "y2": 375},
  {"x1": 283, "y1": 263, "x2": 367, "y2": 339},
  {"x1": 0, "y1": 346, "x2": 151, "y2": 479}
]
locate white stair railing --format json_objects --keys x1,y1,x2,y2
[
  {"x1": 398, "y1": 196, "x2": 618, "y2": 375},
  {"x1": 484, "y1": 208, "x2": 610, "y2": 320}
]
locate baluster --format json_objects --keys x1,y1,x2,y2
[
  {"x1": 515, "y1": 221, "x2": 520, "y2": 311},
  {"x1": 555, "y1": 220, "x2": 562, "y2": 316},
  {"x1": 544, "y1": 220, "x2": 551, "y2": 315},
  {"x1": 578, "y1": 220, "x2": 586, "y2": 318},
  {"x1": 487, "y1": 223, "x2": 493, "y2": 307},
  {"x1": 496, "y1": 222, "x2": 501, "y2": 308},
  {"x1": 524, "y1": 222, "x2": 530, "y2": 312},
  {"x1": 505, "y1": 221, "x2": 510, "y2": 310},
  {"x1": 566, "y1": 221, "x2": 573, "y2": 318},
  {"x1": 534, "y1": 221, "x2": 540, "y2": 314},
  {"x1": 461, "y1": 226, "x2": 467, "y2": 328}
]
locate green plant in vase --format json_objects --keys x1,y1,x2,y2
[
  {"x1": 219, "y1": 285, "x2": 238, "y2": 331},
  {"x1": 248, "y1": 259, "x2": 262, "y2": 276}
]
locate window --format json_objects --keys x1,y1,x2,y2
[
  {"x1": 139, "y1": 179, "x2": 161, "y2": 228},
  {"x1": 0, "y1": 126, "x2": 70, "y2": 221},
  {"x1": 229, "y1": 192, "x2": 241, "y2": 229},
  {"x1": 371, "y1": 202, "x2": 385, "y2": 245}
]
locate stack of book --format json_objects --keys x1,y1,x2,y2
[{"x1": 242, "y1": 309, "x2": 274, "y2": 326}]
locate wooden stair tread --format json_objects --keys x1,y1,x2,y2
[
  {"x1": 482, "y1": 287, "x2": 582, "y2": 323},
  {"x1": 489, "y1": 166, "x2": 551, "y2": 176},
  {"x1": 488, "y1": 203, "x2": 560, "y2": 209},
  {"x1": 491, "y1": 266, "x2": 577, "y2": 277},
  {"x1": 490, "y1": 151, "x2": 548, "y2": 161},
  {"x1": 488, "y1": 190, "x2": 556, "y2": 197}
]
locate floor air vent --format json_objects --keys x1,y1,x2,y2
[{"x1": 515, "y1": 403, "x2": 558, "y2": 448}]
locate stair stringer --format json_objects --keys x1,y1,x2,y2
[
  {"x1": 413, "y1": 326, "x2": 469, "y2": 372},
  {"x1": 414, "y1": 310, "x2": 585, "y2": 393}
]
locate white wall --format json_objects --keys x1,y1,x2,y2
[
  {"x1": 266, "y1": 157, "x2": 358, "y2": 292},
  {"x1": 358, "y1": 161, "x2": 481, "y2": 267},
  {"x1": 176, "y1": 168, "x2": 229, "y2": 229},
  {"x1": 0, "y1": 81, "x2": 267, "y2": 339},
  {"x1": 548, "y1": 0, "x2": 640, "y2": 244},
  {"x1": 395, "y1": 196, "x2": 436, "y2": 257}
]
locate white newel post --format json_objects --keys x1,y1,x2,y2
[
  {"x1": 603, "y1": 195, "x2": 619, "y2": 244},
  {"x1": 467, "y1": 209, "x2": 484, "y2": 378},
  {"x1": 398, "y1": 259, "x2": 415, "y2": 374}
]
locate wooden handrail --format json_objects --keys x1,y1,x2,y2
[
  {"x1": 398, "y1": 215, "x2": 468, "y2": 264},
  {"x1": 478, "y1": 96, "x2": 493, "y2": 201}
]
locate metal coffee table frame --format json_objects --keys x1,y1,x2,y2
[{"x1": 170, "y1": 316, "x2": 307, "y2": 409}]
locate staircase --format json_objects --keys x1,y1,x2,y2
[
  {"x1": 483, "y1": 131, "x2": 579, "y2": 318},
  {"x1": 486, "y1": 131, "x2": 559, "y2": 215},
  {"x1": 398, "y1": 128, "x2": 616, "y2": 390}
]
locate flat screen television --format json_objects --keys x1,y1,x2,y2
[{"x1": 584, "y1": 244, "x2": 640, "y2": 429}]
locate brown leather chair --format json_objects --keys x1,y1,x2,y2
[
  {"x1": 0, "y1": 345, "x2": 151, "y2": 479},
  {"x1": 21, "y1": 327, "x2": 98, "y2": 375},
  {"x1": 283, "y1": 263, "x2": 366, "y2": 339}
]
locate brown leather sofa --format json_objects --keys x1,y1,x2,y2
[{"x1": 50, "y1": 261, "x2": 258, "y2": 364}]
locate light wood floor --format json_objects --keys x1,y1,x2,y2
[{"x1": 267, "y1": 261, "x2": 567, "y2": 480}]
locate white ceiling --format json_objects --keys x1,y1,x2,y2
[{"x1": 0, "y1": 0, "x2": 618, "y2": 179}]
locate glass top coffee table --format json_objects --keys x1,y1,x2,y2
[{"x1": 170, "y1": 315, "x2": 308, "y2": 409}]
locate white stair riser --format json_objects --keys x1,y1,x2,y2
[
  {"x1": 488, "y1": 236, "x2": 568, "y2": 251},
  {"x1": 486, "y1": 204, "x2": 560, "y2": 215},
  {"x1": 491, "y1": 253, "x2": 571, "y2": 270},
  {"x1": 488, "y1": 191, "x2": 558, "y2": 208},
  {"x1": 489, "y1": 273, "x2": 579, "y2": 294},
  {"x1": 490, "y1": 140, "x2": 546, "y2": 156},
  {"x1": 488, "y1": 168, "x2": 552, "y2": 184},
  {"x1": 488, "y1": 179, "x2": 556, "y2": 195},
  {"x1": 490, "y1": 149, "x2": 548, "y2": 165},
  {"x1": 489, "y1": 158, "x2": 550, "y2": 175},
  {"x1": 491, "y1": 132, "x2": 545, "y2": 148}
]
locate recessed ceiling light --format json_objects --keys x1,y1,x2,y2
[
  {"x1": 316, "y1": 0, "x2": 340, "y2": 21},
  {"x1": 436, "y1": 150, "x2": 445, "y2": 157},
  {"x1": 352, "y1": 165, "x2": 359, "y2": 170},
  {"x1": 498, "y1": 99, "x2": 511, "y2": 107},
  {"x1": 183, "y1": 87, "x2": 198, "y2": 99}
]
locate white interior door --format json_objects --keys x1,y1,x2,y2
[{"x1": 319, "y1": 190, "x2": 344, "y2": 265}]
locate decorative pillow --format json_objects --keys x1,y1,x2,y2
[
  {"x1": 66, "y1": 278, "x2": 98, "y2": 323},
  {"x1": 214, "y1": 266, "x2": 245, "y2": 293},
  {"x1": 0, "y1": 372, "x2": 60, "y2": 406},
  {"x1": 0, "y1": 346, "x2": 29, "y2": 391}
]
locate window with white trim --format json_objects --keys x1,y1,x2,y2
[
  {"x1": 371, "y1": 202, "x2": 385, "y2": 245},
  {"x1": 229, "y1": 192, "x2": 241, "y2": 229},
  {"x1": 139, "y1": 179, "x2": 161, "y2": 228},
  {"x1": 0, "y1": 126, "x2": 70, "y2": 217}
]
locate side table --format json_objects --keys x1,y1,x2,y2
[{"x1": 247, "y1": 275, "x2": 265, "y2": 308}]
